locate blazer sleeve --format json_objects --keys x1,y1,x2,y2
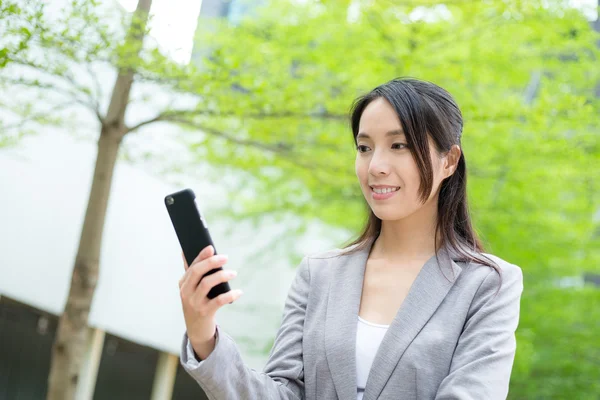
[
  {"x1": 435, "y1": 263, "x2": 524, "y2": 400},
  {"x1": 180, "y1": 256, "x2": 310, "y2": 400}
]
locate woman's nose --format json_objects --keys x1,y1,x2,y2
[{"x1": 368, "y1": 154, "x2": 391, "y2": 176}]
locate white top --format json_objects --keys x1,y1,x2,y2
[{"x1": 356, "y1": 316, "x2": 389, "y2": 400}]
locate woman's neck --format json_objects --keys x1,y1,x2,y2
[{"x1": 371, "y1": 200, "x2": 440, "y2": 261}]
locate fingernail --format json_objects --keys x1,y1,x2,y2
[
  {"x1": 215, "y1": 254, "x2": 228, "y2": 262},
  {"x1": 227, "y1": 270, "x2": 237, "y2": 277}
]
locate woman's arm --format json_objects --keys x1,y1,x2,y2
[
  {"x1": 435, "y1": 263, "x2": 524, "y2": 400},
  {"x1": 181, "y1": 257, "x2": 310, "y2": 400}
]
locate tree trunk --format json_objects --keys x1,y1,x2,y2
[
  {"x1": 46, "y1": 1, "x2": 152, "y2": 399},
  {"x1": 46, "y1": 127, "x2": 123, "y2": 400}
]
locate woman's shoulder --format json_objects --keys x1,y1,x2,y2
[
  {"x1": 305, "y1": 247, "x2": 348, "y2": 260},
  {"x1": 468, "y1": 253, "x2": 522, "y2": 278},
  {"x1": 301, "y1": 248, "x2": 345, "y2": 274},
  {"x1": 298, "y1": 246, "x2": 358, "y2": 281},
  {"x1": 304, "y1": 240, "x2": 368, "y2": 260},
  {"x1": 303, "y1": 243, "x2": 365, "y2": 267},
  {"x1": 459, "y1": 252, "x2": 524, "y2": 296}
]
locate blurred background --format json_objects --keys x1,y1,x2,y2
[{"x1": 0, "y1": 0, "x2": 598, "y2": 399}]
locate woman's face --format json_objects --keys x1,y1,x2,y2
[{"x1": 354, "y1": 97, "x2": 453, "y2": 222}]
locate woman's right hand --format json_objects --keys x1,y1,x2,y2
[{"x1": 179, "y1": 245, "x2": 243, "y2": 360}]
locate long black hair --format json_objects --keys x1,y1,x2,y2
[{"x1": 345, "y1": 77, "x2": 500, "y2": 275}]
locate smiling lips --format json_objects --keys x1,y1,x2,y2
[{"x1": 370, "y1": 185, "x2": 400, "y2": 200}]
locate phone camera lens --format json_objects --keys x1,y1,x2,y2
[{"x1": 166, "y1": 196, "x2": 175, "y2": 205}]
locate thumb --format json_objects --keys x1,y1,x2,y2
[{"x1": 182, "y1": 252, "x2": 189, "y2": 270}]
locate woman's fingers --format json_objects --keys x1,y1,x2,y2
[
  {"x1": 194, "y1": 269, "x2": 237, "y2": 300},
  {"x1": 204, "y1": 289, "x2": 244, "y2": 315},
  {"x1": 187, "y1": 269, "x2": 240, "y2": 317},
  {"x1": 180, "y1": 254, "x2": 229, "y2": 297},
  {"x1": 192, "y1": 245, "x2": 215, "y2": 267},
  {"x1": 180, "y1": 245, "x2": 215, "y2": 288},
  {"x1": 182, "y1": 245, "x2": 215, "y2": 271},
  {"x1": 181, "y1": 252, "x2": 188, "y2": 270}
]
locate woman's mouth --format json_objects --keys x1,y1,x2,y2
[{"x1": 370, "y1": 186, "x2": 400, "y2": 200}]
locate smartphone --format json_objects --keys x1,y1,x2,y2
[{"x1": 164, "y1": 188, "x2": 231, "y2": 299}]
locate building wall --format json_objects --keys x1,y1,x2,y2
[
  {"x1": 0, "y1": 298, "x2": 57, "y2": 400},
  {"x1": 0, "y1": 126, "x2": 338, "y2": 365},
  {"x1": 0, "y1": 296, "x2": 208, "y2": 399}
]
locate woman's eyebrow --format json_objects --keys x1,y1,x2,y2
[
  {"x1": 357, "y1": 129, "x2": 405, "y2": 139},
  {"x1": 386, "y1": 129, "x2": 405, "y2": 137}
]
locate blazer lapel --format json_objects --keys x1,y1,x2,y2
[
  {"x1": 325, "y1": 245, "x2": 371, "y2": 400},
  {"x1": 362, "y1": 248, "x2": 463, "y2": 400}
]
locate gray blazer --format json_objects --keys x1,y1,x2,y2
[{"x1": 181, "y1": 243, "x2": 523, "y2": 400}]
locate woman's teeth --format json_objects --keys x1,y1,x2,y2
[{"x1": 372, "y1": 187, "x2": 399, "y2": 194}]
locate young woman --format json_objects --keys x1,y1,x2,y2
[{"x1": 178, "y1": 78, "x2": 524, "y2": 400}]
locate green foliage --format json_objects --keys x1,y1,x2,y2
[
  {"x1": 193, "y1": 0, "x2": 599, "y2": 268},
  {"x1": 0, "y1": 0, "x2": 43, "y2": 67},
  {"x1": 511, "y1": 286, "x2": 600, "y2": 399},
  {"x1": 191, "y1": 1, "x2": 600, "y2": 397}
]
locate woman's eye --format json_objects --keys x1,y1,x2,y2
[
  {"x1": 392, "y1": 143, "x2": 408, "y2": 150},
  {"x1": 357, "y1": 145, "x2": 370, "y2": 153}
]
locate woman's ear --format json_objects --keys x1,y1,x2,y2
[{"x1": 444, "y1": 145, "x2": 461, "y2": 178}]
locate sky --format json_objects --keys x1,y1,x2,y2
[
  {"x1": 116, "y1": 0, "x2": 598, "y2": 65},
  {"x1": 117, "y1": 0, "x2": 203, "y2": 64}
]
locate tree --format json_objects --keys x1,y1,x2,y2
[
  {"x1": 0, "y1": 0, "x2": 344, "y2": 398},
  {"x1": 1, "y1": 0, "x2": 155, "y2": 397}
]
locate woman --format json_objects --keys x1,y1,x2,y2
[{"x1": 178, "y1": 78, "x2": 523, "y2": 400}]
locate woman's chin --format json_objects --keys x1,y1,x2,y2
[{"x1": 371, "y1": 209, "x2": 408, "y2": 222}]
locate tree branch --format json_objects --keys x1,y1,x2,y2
[
  {"x1": 0, "y1": 100, "x2": 80, "y2": 131},
  {"x1": 5, "y1": 58, "x2": 104, "y2": 121},
  {"x1": 165, "y1": 117, "x2": 351, "y2": 179},
  {"x1": 126, "y1": 109, "x2": 346, "y2": 133},
  {"x1": 61, "y1": 65, "x2": 104, "y2": 121},
  {"x1": 2, "y1": 75, "x2": 99, "y2": 113},
  {"x1": 84, "y1": 62, "x2": 104, "y2": 119},
  {"x1": 168, "y1": 117, "x2": 288, "y2": 152}
]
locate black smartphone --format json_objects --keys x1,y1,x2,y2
[{"x1": 164, "y1": 188, "x2": 231, "y2": 299}]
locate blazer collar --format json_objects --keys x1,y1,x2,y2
[{"x1": 324, "y1": 240, "x2": 463, "y2": 400}]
